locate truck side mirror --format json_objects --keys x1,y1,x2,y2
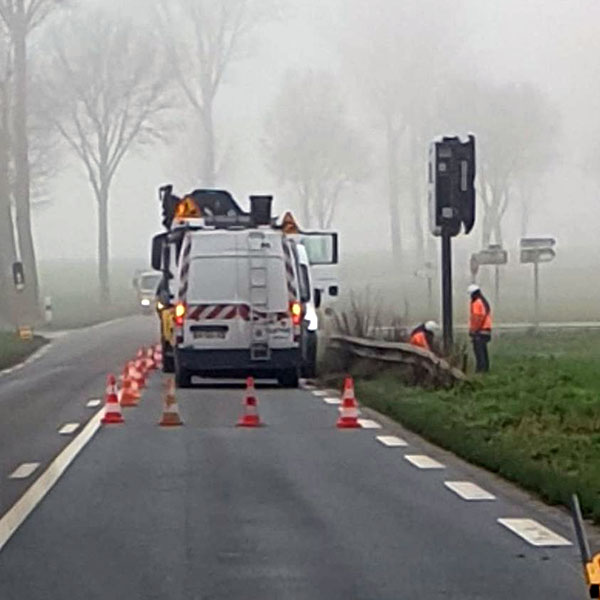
[
  {"x1": 151, "y1": 233, "x2": 166, "y2": 271},
  {"x1": 314, "y1": 288, "x2": 322, "y2": 309}
]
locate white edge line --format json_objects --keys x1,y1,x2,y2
[
  {"x1": 0, "y1": 409, "x2": 103, "y2": 553},
  {"x1": 0, "y1": 342, "x2": 51, "y2": 378}
]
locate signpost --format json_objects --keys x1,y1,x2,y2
[
  {"x1": 520, "y1": 237, "x2": 556, "y2": 327},
  {"x1": 470, "y1": 244, "x2": 508, "y2": 304},
  {"x1": 429, "y1": 135, "x2": 476, "y2": 352}
]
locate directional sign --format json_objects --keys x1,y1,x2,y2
[
  {"x1": 520, "y1": 237, "x2": 556, "y2": 249},
  {"x1": 12, "y1": 262, "x2": 25, "y2": 291},
  {"x1": 521, "y1": 248, "x2": 556, "y2": 264},
  {"x1": 473, "y1": 245, "x2": 508, "y2": 266}
]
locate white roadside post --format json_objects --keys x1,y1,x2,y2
[{"x1": 44, "y1": 296, "x2": 53, "y2": 324}]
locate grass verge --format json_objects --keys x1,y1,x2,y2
[
  {"x1": 329, "y1": 330, "x2": 600, "y2": 524},
  {"x1": 0, "y1": 332, "x2": 48, "y2": 371}
]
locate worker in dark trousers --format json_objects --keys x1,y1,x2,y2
[
  {"x1": 468, "y1": 284, "x2": 492, "y2": 372},
  {"x1": 409, "y1": 321, "x2": 439, "y2": 353}
]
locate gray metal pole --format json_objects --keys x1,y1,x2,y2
[
  {"x1": 533, "y1": 261, "x2": 540, "y2": 328},
  {"x1": 441, "y1": 230, "x2": 453, "y2": 353},
  {"x1": 495, "y1": 265, "x2": 500, "y2": 306}
]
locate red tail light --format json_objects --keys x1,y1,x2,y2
[
  {"x1": 174, "y1": 302, "x2": 186, "y2": 327},
  {"x1": 290, "y1": 301, "x2": 302, "y2": 326}
]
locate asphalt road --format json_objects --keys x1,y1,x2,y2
[{"x1": 0, "y1": 316, "x2": 588, "y2": 599}]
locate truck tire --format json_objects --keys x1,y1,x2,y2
[
  {"x1": 174, "y1": 359, "x2": 192, "y2": 388},
  {"x1": 162, "y1": 341, "x2": 175, "y2": 373},
  {"x1": 301, "y1": 331, "x2": 318, "y2": 379},
  {"x1": 278, "y1": 368, "x2": 299, "y2": 389}
]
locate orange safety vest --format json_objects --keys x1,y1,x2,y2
[
  {"x1": 410, "y1": 329, "x2": 431, "y2": 351},
  {"x1": 470, "y1": 297, "x2": 492, "y2": 334}
]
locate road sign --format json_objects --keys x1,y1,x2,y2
[
  {"x1": 520, "y1": 236, "x2": 557, "y2": 327},
  {"x1": 520, "y1": 248, "x2": 556, "y2": 264},
  {"x1": 520, "y1": 237, "x2": 556, "y2": 249},
  {"x1": 12, "y1": 262, "x2": 25, "y2": 291},
  {"x1": 473, "y1": 245, "x2": 508, "y2": 266}
]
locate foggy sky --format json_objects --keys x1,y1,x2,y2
[{"x1": 32, "y1": 0, "x2": 600, "y2": 263}]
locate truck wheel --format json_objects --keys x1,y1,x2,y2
[
  {"x1": 278, "y1": 369, "x2": 299, "y2": 389},
  {"x1": 162, "y1": 341, "x2": 175, "y2": 373},
  {"x1": 175, "y1": 360, "x2": 192, "y2": 388},
  {"x1": 301, "y1": 331, "x2": 318, "y2": 379}
]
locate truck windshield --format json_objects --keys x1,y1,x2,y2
[{"x1": 140, "y1": 274, "x2": 161, "y2": 291}]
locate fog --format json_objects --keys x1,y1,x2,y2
[{"x1": 3, "y1": 0, "x2": 600, "y2": 323}]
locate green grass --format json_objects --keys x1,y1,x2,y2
[
  {"x1": 344, "y1": 330, "x2": 600, "y2": 523},
  {"x1": 0, "y1": 332, "x2": 47, "y2": 370}
]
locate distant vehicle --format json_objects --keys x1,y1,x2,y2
[
  {"x1": 134, "y1": 271, "x2": 161, "y2": 313},
  {"x1": 151, "y1": 186, "x2": 339, "y2": 387}
]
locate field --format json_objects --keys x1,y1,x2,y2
[
  {"x1": 0, "y1": 332, "x2": 47, "y2": 370},
  {"x1": 341, "y1": 329, "x2": 600, "y2": 522}
]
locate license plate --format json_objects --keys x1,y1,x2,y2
[{"x1": 192, "y1": 327, "x2": 227, "y2": 340}]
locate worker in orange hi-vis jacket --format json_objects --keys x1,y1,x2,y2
[
  {"x1": 409, "y1": 321, "x2": 439, "y2": 353},
  {"x1": 468, "y1": 284, "x2": 492, "y2": 372}
]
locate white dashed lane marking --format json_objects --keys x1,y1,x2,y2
[
  {"x1": 444, "y1": 481, "x2": 496, "y2": 501},
  {"x1": 323, "y1": 397, "x2": 341, "y2": 405},
  {"x1": 312, "y1": 390, "x2": 328, "y2": 397},
  {"x1": 58, "y1": 423, "x2": 80, "y2": 435},
  {"x1": 498, "y1": 518, "x2": 572, "y2": 547},
  {"x1": 0, "y1": 409, "x2": 103, "y2": 552},
  {"x1": 86, "y1": 399, "x2": 102, "y2": 408},
  {"x1": 404, "y1": 455, "x2": 445, "y2": 469},
  {"x1": 358, "y1": 419, "x2": 382, "y2": 429},
  {"x1": 9, "y1": 463, "x2": 40, "y2": 480},
  {"x1": 376, "y1": 435, "x2": 408, "y2": 447}
]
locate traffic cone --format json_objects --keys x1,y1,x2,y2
[
  {"x1": 101, "y1": 374, "x2": 124, "y2": 424},
  {"x1": 336, "y1": 376, "x2": 360, "y2": 429},
  {"x1": 132, "y1": 357, "x2": 146, "y2": 389},
  {"x1": 119, "y1": 364, "x2": 139, "y2": 407},
  {"x1": 236, "y1": 377, "x2": 262, "y2": 427},
  {"x1": 127, "y1": 361, "x2": 142, "y2": 398},
  {"x1": 158, "y1": 378, "x2": 183, "y2": 426},
  {"x1": 146, "y1": 347, "x2": 155, "y2": 371},
  {"x1": 153, "y1": 344, "x2": 163, "y2": 370}
]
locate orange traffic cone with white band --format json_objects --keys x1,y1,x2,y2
[
  {"x1": 236, "y1": 377, "x2": 262, "y2": 427},
  {"x1": 120, "y1": 364, "x2": 139, "y2": 407},
  {"x1": 336, "y1": 376, "x2": 360, "y2": 429},
  {"x1": 158, "y1": 378, "x2": 183, "y2": 426},
  {"x1": 153, "y1": 344, "x2": 163, "y2": 370},
  {"x1": 146, "y1": 347, "x2": 155, "y2": 371},
  {"x1": 101, "y1": 374, "x2": 124, "y2": 424},
  {"x1": 132, "y1": 358, "x2": 146, "y2": 390}
]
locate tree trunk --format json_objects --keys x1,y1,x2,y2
[
  {"x1": 0, "y1": 138, "x2": 16, "y2": 327},
  {"x1": 409, "y1": 135, "x2": 424, "y2": 261},
  {"x1": 97, "y1": 186, "x2": 110, "y2": 302},
  {"x1": 12, "y1": 3, "x2": 39, "y2": 321},
  {"x1": 201, "y1": 101, "x2": 216, "y2": 187},
  {"x1": 386, "y1": 124, "x2": 402, "y2": 261}
]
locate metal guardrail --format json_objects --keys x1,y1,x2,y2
[{"x1": 330, "y1": 334, "x2": 467, "y2": 385}]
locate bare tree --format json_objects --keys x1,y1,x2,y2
[
  {"x1": 344, "y1": 0, "x2": 459, "y2": 262},
  {"x1": 0, "y1": 0, "x2": 64, "y2": 319},
  {"x1": 45, "y1": 12, "x2": 173, "y2": 301},
  {"x1": 264, "y1": 70, "x2": 369, "y2": 229},
  {"x1": 444, "y1": 81, "x2": 557, "y2": 247},
  {"x1": 157, "y1": 0, "x2": 277, "y2": 187}
]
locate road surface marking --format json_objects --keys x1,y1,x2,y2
[
  {"x1": 9, "y1": 463, "x2": 40, "y2": 480},
  {"x1": 0, "y1": 343, "x2": 51, "y2": 378},
  {"x1": 358, "y1": 419, "x2": 382, "y2": 429},
  {"x1": 498, "y1": 518, "x2": 572, "y2": 547},
  {"x1": 0, "y1": 409, "x2": 103, "y2": 552},
  {"x1": 312, "y1": 390, "x2": 328, "y2": 397},
  {"x1": 58, "y1": 423, "x2": 80, "y2": 435},
  {"x1": 404, "y1": 454, "x2": 445, "y2": 469},
  {"x1": 445, "y1": 481, "x2": 495, "y2": 501},
  {"x1": 376, "y1": 435, "x2": 408, "y2": 447},
  {"x1": 86, "y1": 399, "x2": 102, "y2": 408},
  {"x1": 323, "y1": 397, "x2": 341, "y2": 405}
]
